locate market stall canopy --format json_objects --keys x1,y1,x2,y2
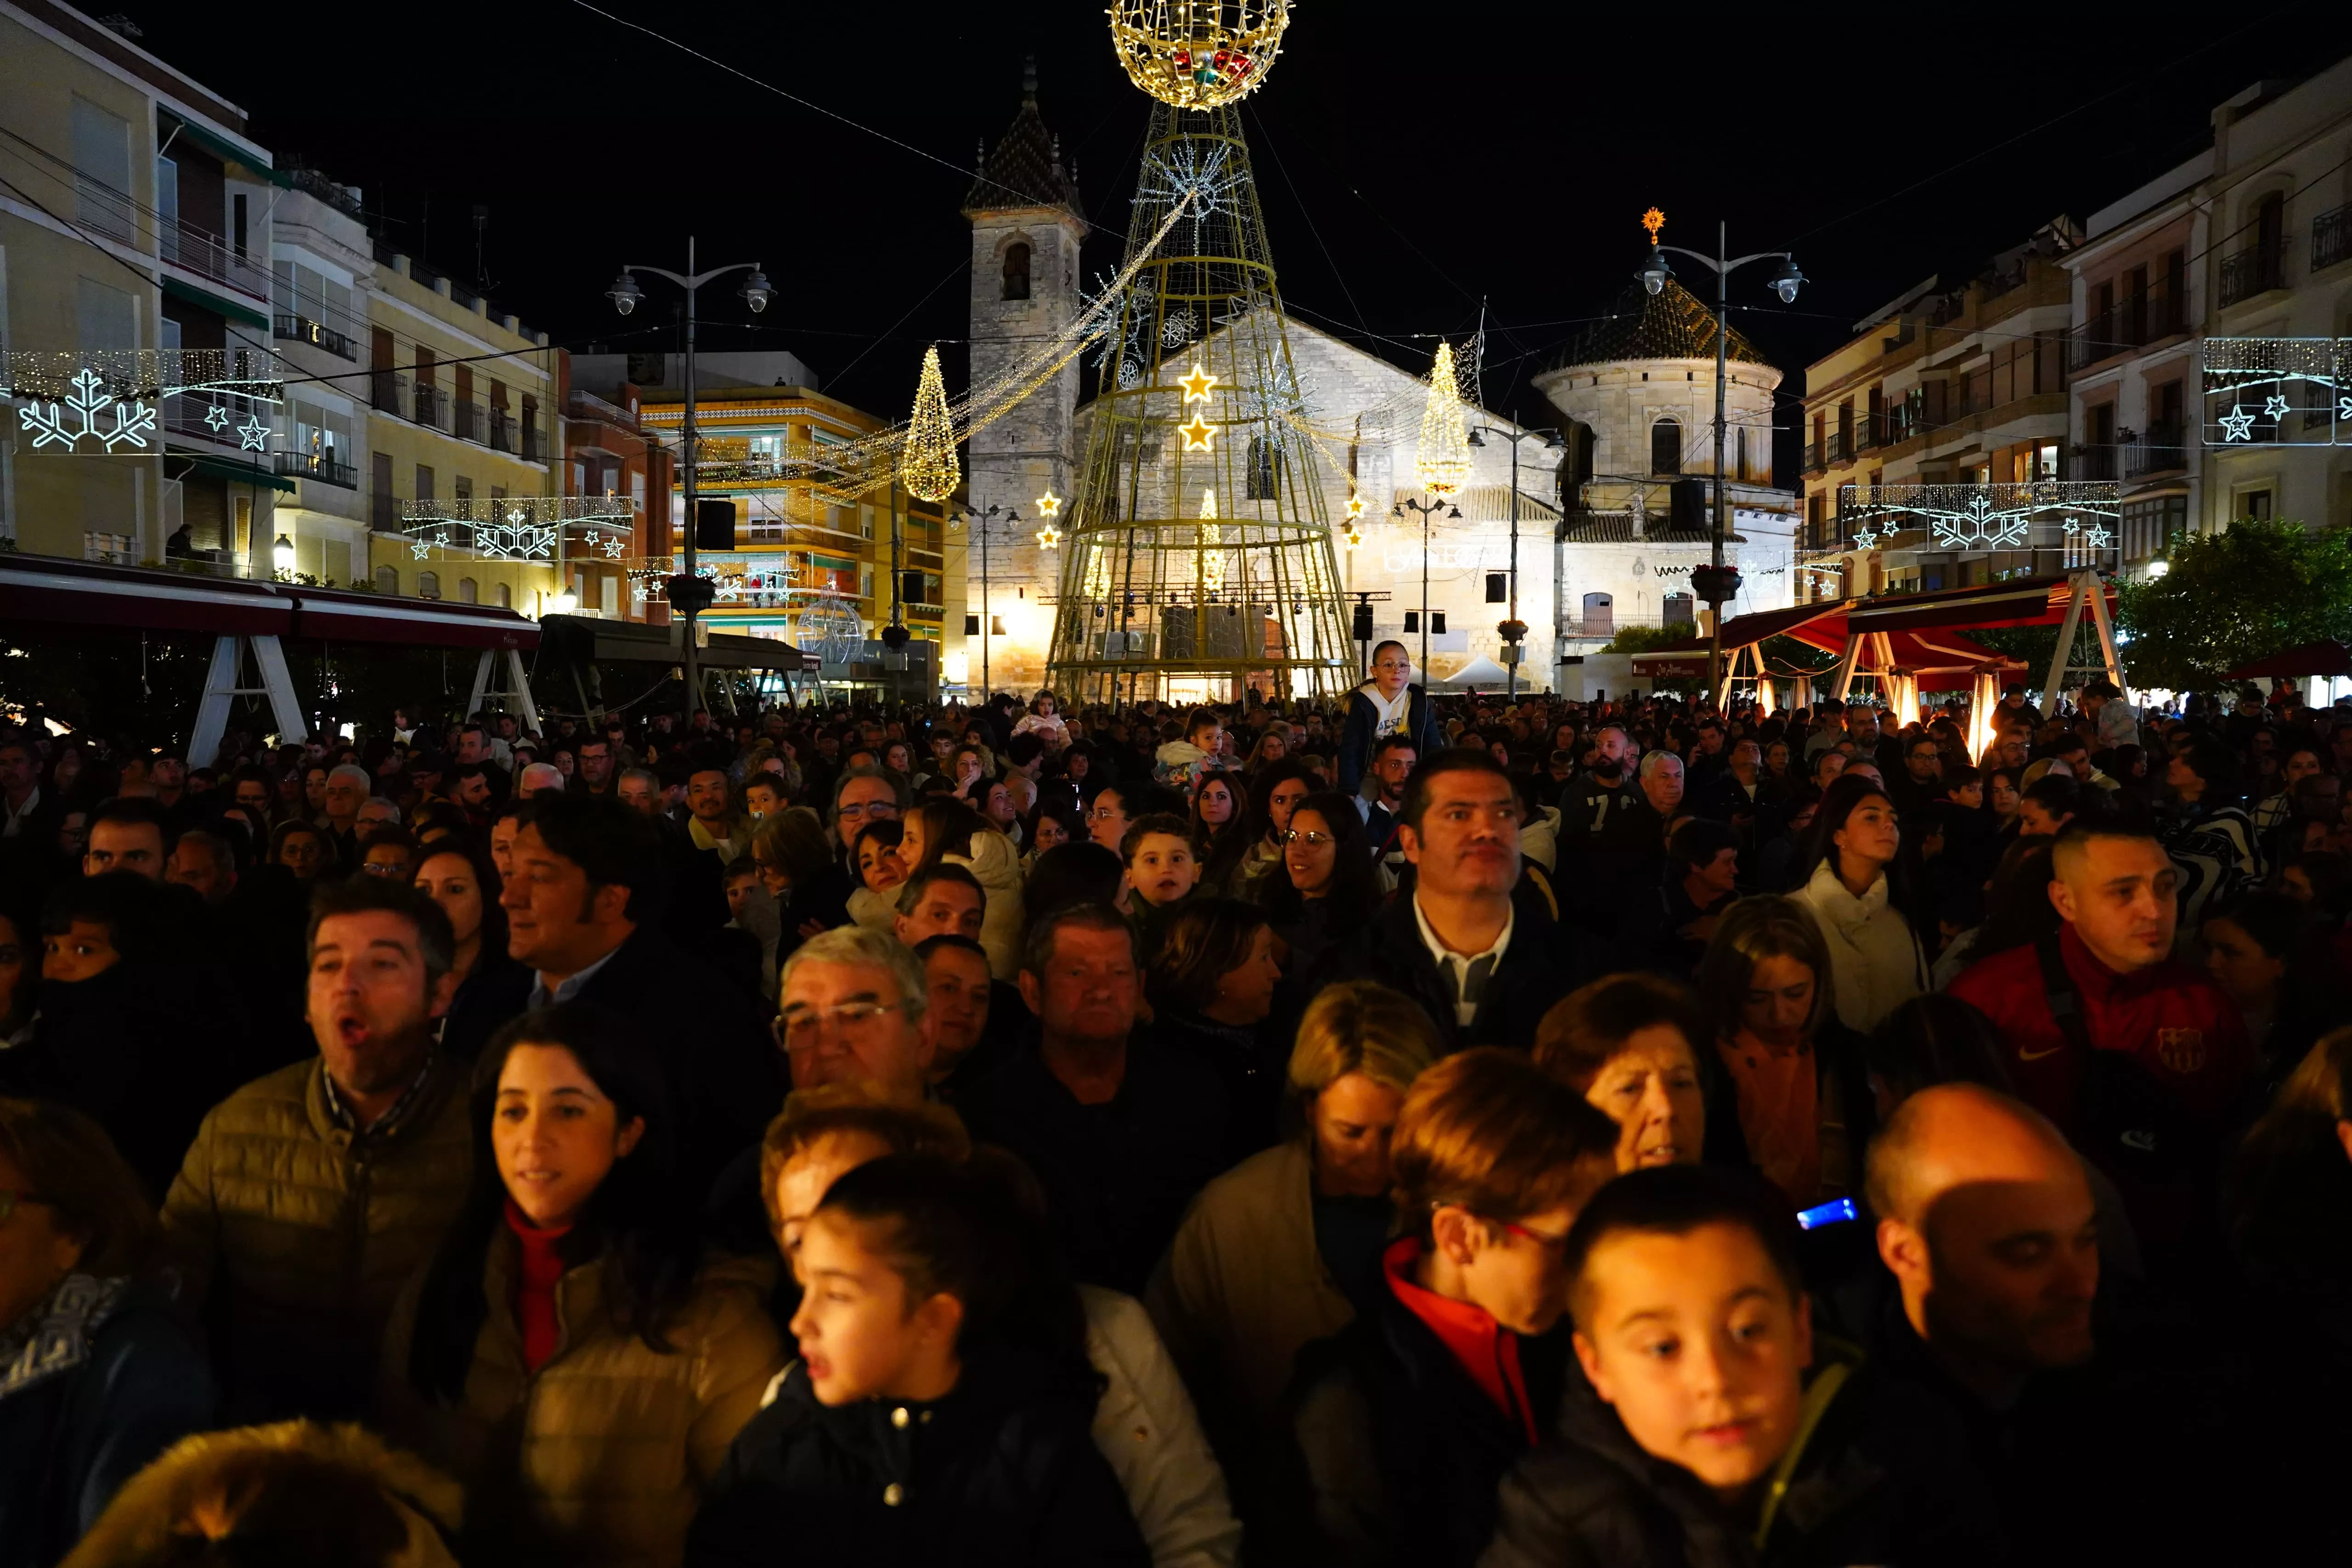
[
  {"x1": 1430, "y1": 656, "x2": 1512, "y2": 690},
  {"x1": 537, "y1": 615, "x2": 819, "y2": 673},
  {"x1": 1623, "y1": 578, "x2": 2085, "y2": 688},
  {"x1": 2226, "y1": 640, "x2": 2352, "y2": 680}
]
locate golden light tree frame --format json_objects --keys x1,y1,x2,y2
[{"x1": 1045, "y1": 101, "x2": 1354, "y2": 706}]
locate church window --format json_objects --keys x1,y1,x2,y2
[
  {"x1": 1002, "y1": 242, "x2": 1031, "y2": 301},
  {"x1": 1651, "y1": 418, "x2": 1682, "y2": 475},
  {"x1": 1246, "y1": 435, "x2": 1283, "y2": 500}
]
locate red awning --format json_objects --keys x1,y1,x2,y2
[
  {"x1": 2226, "y1": 640, "x2": 2352, "y2": 680},
  {"x1": 289, "y1": 588, "x2": 540, "y2": 651},
  {"x1": 0, "y1": 555, "x2": 291, "y2": 635},
  {"x1": 1845, "y1": 574, "x2": 2112, "y2": 633}
]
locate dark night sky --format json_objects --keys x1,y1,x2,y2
[{"x1": 123, "y1": 0, "x2": 2352, "y2": 463}]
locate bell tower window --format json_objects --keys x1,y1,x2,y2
[{"x1": 1002, "y1": 242, "x2": 1032, "y2": 301}]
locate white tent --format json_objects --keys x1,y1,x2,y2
[{"x1": 1430, "y1": 656, "x2": 1512, "y2": 691}]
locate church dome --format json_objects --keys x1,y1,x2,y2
[{"x1": 1553, "y1": 278, "x2": 1770, "y2": 369}]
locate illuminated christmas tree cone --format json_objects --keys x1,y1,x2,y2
[{"x1": 1045, "y1": 99, "x2": 1352, "y2": 707}]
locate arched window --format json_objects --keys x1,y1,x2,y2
[
  {"x1": 1246, "y1": 434, "x2": 1283, "y2": 500},
  {"x1": 418, "y1": 571, "x2": 441, "y2": 600},
  {"x1": 373, "y1": 564, "x2": 399, "y2": 594},
  {"x1": 1651, "y1": 418, "x2": 1683, "y2": 475},
  {"x1": 1002, "y1": 242, "x2": 1032, "y2": 301},
  {"x1": 495, "y1": 583, "x2": 512, "y2": 608},
  {"x1": 457, "y1": 577, "x2": 478, "y2": 603},
  {"x1": 1580, "y1": 592, "x2": 1613, "y2": 637}
]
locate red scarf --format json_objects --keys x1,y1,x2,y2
[
  {"x1": 505, "y1": 1198, "x2": 572, "y2": 1373},
  {"x1": 1382, "y1": 1236, "x2": 1537, "y2": 1443}
]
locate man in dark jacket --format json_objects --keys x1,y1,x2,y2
[
  {"x1": 480, "y1": 792, "x2": 780, "y2": 1193},
  {"x1": 1312, "y1": 750, "x2": 1593, "y2": 1052}
]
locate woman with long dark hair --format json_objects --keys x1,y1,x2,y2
[
  {"x1": 382, "y1": 1005, "x2": 781, "y2": 1568},
  {"x1": 1255, "y1": 789, "x2": 1378, "y2": 971},
  {"x1": 1191, "y1": 772, "x2": 1250, "y2": 896},
  {"x1": 1229, "y1": 761, "x2": 1314, "y2": 900},
  {"x1": 1788, "y1": 775, "x2": 1925, "y2": 1032},
  {"x1": 415, "y1": 842, "x2": 525, "y2": 1060}
]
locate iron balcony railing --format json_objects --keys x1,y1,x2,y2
[
  {"x1": 1804, "y1": 439, "x2": 1824, "y2": 473},
  {"x1": 2123, "y1": 426, "x2": 2188, "y2": 480},
  {"x1": 567, "y1": 389, "x2": 637, "y2": 428},
  {"x1": 275, "y1": 449, "x2": 357, "y2": 488},
  {"x1": 2066, "y1": 289, "x2": 2189, "y2": 371},
  {"x1": 2074, "y1": 445, "x2": 2119, "y2": 481},
  {"x1": 158, "y1": 217, "x2": 270, "y2": 302},
  {"x1": 2218, "y1": 244, "x2": 2284, "y2": 308},
  {"x1": 520, "y1": 417, "x2": 544, "y2": 463},
  {"x1": 273, "y1": 312, "x2": 358, "y2": 361},
  {"x1": 490, "y1": 410, "x2": 518, "y2": 453},
  {"x1": 2314, "y1": 204, "x2": 2352, "y2": 273},
  {"x1": 449, "y1": 400, "x2": 483, "y2": 442},
  {"x1": 370, "y1": 369, "x2": 407, "y2": 415},
  {"x1": 413, "y1": 383, "x2": 446, "y2": 430}
]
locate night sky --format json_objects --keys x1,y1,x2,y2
[{"x1": 126, "y1": 0, "x2": 2352, "y2": 472}]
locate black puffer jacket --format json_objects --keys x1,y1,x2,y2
[
  {"x1": 685, "y1": 1356, "x2": 1148, "y2": 1568},
  {"x1": 1477, "y1": 1346, "x2": 1999, "y2": 1568}
]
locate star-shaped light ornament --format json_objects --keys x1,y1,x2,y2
[
  {"x1": 1343, "y1": 526, "x2": 1363, "y2": 550},
  {"x1": 204, "y1": 403, "x2": 230, "y2": 432},
  {"x1": 1178, "y1": 411, "x2": 1217, "y2": 452},
  {"x1": 236, "y1": 413, "x2": 270, "y2": 452},
  {"x1": 2218, "y1": 404, "x2": 2257, "y2": 442},
  {"x1": 2085, "y1": 524, "x2": 2114, "y2": 549},
  {"x1": 1036, "y1": 523, "x2": 1061, "y2": 549},
  {"x1": 1035, "y1": 489, "x2": 1062, "y2": 519},
  {"x1": 1346, "y1": 493, "x2": 1366, "y2": 522},
  {"x1": 2263, "y1": 393, "x2": 2292, "y2": 422},
  {"x1": 1178, "y1": 363, "x2": 1219, "y2": 403}
]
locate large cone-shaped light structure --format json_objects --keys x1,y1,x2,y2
[
  {"x1": 1045, "y1": 102, "x2": 1351, "y2": 705},
  {"x1": 1416, "y1": 340, "x2": 1472, "y2": 496},
  {"x1": 902, "y1": 345, "x2": 960, "y2": 503}
]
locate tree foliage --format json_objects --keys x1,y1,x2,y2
[
  {"x1": 1601, "y1": 623, "x2": 1690, "y2": 654},
  {"x1": 2117, "y1": 519, "x2": 2352, "y2": 693}
]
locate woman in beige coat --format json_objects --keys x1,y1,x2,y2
[
  {"x1": 380, "y1": 1005, "x2": 782, "y2": 1568},
  {"x1": 1144, "y1": 983, "x2": 1440, "y2": 1539}
]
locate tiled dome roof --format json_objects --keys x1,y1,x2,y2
[
  {"x1": 963, "y1": 59, "x2": 1082, "y2": 217},
  {"x1": 1555, "y1": 278, "x2": 1770, "y2": 369}
]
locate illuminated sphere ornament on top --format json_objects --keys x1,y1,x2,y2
[
  {"x1": 1416, "y1": 341, "x2": 1473, "y2": 496},
  {"x1": 1108, "y1": 1, "x2": 1291, "y2": 108},
  {"x1": 798, "y1": 596, "x2": 866, "y2": 665},
  {"x1": 902, "y1": 345, "x2": 961, "y2": 503}
]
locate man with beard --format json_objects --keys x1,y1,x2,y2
[
  {"x1": 159, "y1": 877, "x2": 471, "y2": 1421},
  {"x1": 1313, "y1": 751, "x2": 1589, "y2": 1052},
  {"x1": 1558, "y1": 730, "x2": 1671, "y2": 949}
]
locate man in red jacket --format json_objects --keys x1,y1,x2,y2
[{"x1": 1950, "y1": 826, "x2": 2248, "y2": 1136}]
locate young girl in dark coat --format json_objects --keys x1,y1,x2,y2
[{"x1": 685, "y1": 1155, "x2": 1149, "y2": 1568}]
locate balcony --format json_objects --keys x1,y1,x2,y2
[
  {"x1": 1804, "y1": 439, "x2": 1824, "y2": 473},
  {"x1": 371, "y1": 489, "x2": 400, "y2": 532},
  {"x1": 2066, "y1": 289, "x2": 2189, "y2": 371},
  {"x1": 490, "y1": 410, "x2": 518, "y2": 453},
  {"x1": 1825, "y1": 430, "x2": 1849, "y2": 465},
  {"x1": 521, "y1": 417, "x2": 544, "y2": 464},
  {"x1": 2316, "y1": 204, "x2": 2352, "y2": 273},
  {"x1": 567, "y1": 388, "x2": 638, "y2": 430},
  {"x1": 274, "y1": 313, "x2": 357, "y2": 361},
  {"x1": 2074, "y1": 445, "x2": 2119, "y2": 481},
  {"x1": 413, "y1": 383, "x2": 446, "y2": 430},
  {"x1": 2218, "y1": 245, "x2": 2284, "y2": 308},
  {"x1": 450, "y1": 400, "x2": 484, "y2": 443},
  {"x1": 158, "y1": 217, "x2": 269, "y2": 303},
  {"x1": 370, "y1": 369, "x2": 407, "y2": 415},
  {"x1": 2123, "y1": 426, "x2": 2187, "y2": 480},
  {"x1": 275, "y1": 449, "x2": 357, "y2": 488}
]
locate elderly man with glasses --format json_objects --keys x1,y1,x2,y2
[{"x1": 773, "y1": 926, "x2": 934, "y2": 1106}]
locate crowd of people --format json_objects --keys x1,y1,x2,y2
[{"x1": 0, "y1": 644, "x2": 2348, "y2": 1567}]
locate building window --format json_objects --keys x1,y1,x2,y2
[
  {"x1": 1580, "y1": 593, "x2": 1613, "y2": 637},
  {"x1": 415, "y1": 465, "x2": 435, "y2": 504},
  {"x1": 1485, "y1": 572, "x2": 1507, "y2": 603},
  {"x1": 2239, "y1": 489, "x2": 2273, "y2": 521},
  {"x1": 1246, "y1": 435, "x2": 1283, "y2": 500},
  {"x1": 458, "y1": 577, "x2": 478, "y2": 603},
  {"x1": 418, "y1": 571, "x2": 441, "y2": 600},
  {"x1": 1651, "y1": 418, "x2": 1682, "y2": 475},
  {"x1": 496, "y1": 583, "x2": 512, "y2": 608},
  {"x1": 1002, "y1": 242, "x2": 1032, "y2": 301},
  {"x1": 1663, "y1": 593, "x2": 1695, "y2": 628},
  {"x1": 1806, "y1": 492, "x2": 1825, "y2": 549}
]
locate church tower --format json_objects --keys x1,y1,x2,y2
[{"x1": 961, "y1": 58, "x2": 1084, "y2": 696}]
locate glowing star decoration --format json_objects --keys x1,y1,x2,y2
[
  {"x1": 2263, "y1": 393, "x2": 2292, "y2": 422},
  {"x1": 1036, "y1": 522, "x2": 1061, "y2": 549},
  {"x1": 2218, "y1": 404, "x2": 2257, "y2": 442},
  {"x1": 1108, "y1": 0, "x2": 1291, "y2": 110},
  {"x1": 1343, "y1": 526, "x2": 1363, "y2": 550},
  {"x1": 901, "y1": 345, "x2": 960, "y2": 503},
  {"x1": 2084, "y1": 524, "x2": 2114, "y2": 549},
  {"x1": 1850, "y1": 528, "x2": 1880, "y2": 549},
  {"x1": 1416, "y1": 342, "x2": 1472, "y2": 495},
  {"x1": 1035, "y1": 489, "x2": 1063, "y2": 519},
  {"x1": 1178, "y1": 410, "x2": 1218, "y2": 452},
  {"x1": 1346, "y1": 493, "x2": 1366, "y2": 522},
  {"x1": 17, "y1": 368, "x2": 157, "y2": 452},
  {"x1": 204, "y1": 403, "x2": 229, "y2": 432},
  {"x1": 1179, "y1": 362, "x2": 1219, "y2": 403},
  {"x1": 236, "y1": 413, "x2": 270, "y2": 452}
]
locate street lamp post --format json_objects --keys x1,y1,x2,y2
[
  {"x1": 1393, "y1": 494, "x2": 1460, "y2": 678},
  {"x1": 1468, "y1": 424, "x2": 1565, "y2": 698},
  {"x1": 958, "y1": 502, "x2": 1023, "y2": 699},
  {"x1": 1638, "y1": 221, "x2": 1804, "y2": 704},
  {"x1": 607, "y1": 238, "x2": 773, "y2": 713}
]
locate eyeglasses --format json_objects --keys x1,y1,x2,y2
[
  {"x1": 1087, "y1": 805, "x2": 1123, "y2": 821},
  {"x1": 837, "y1": 801, "x2": 896, "y2": 821},
  {"x1": 0, "y1": 1189, "x2": 53, "y2": 1225},
  {"x1": 1499, "y1": 1219, "x2": 1572, "y2": 1255},
  {"x1": 772, "y1": 1001, "x2": 905, "y2": 1053},
  {"x1": 1280, "y1": 829, "x2": 1334, "y2": 846}
]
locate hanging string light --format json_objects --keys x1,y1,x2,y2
[
  {"x1": 902, "y1": 345, "x2": 960, "y2": 502},
  {"x1": 1416, "y1": 341, "x2": 1471, "y2": 495},
  {"x1": 1199, "y1": 487, "x2": 1225, "y2": 594}
]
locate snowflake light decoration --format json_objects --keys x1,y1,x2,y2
[
  {"x1": 1160, "y1": 306, "x2": 1197, "y2": 349},
  {"x1": 17, "y1": 369, "x2": 157, "y2": 453},
  {"x1": 1135, "y1": 140, "x2": 1244, "y2": 226}
]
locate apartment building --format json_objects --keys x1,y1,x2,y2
[
  {"x1": 1797, "y1": 223, "x2": 2081, "y2": 602},
  {"x1": 2067, "y1": 60, "x2": 2352, "y2": 575},
  {"x1": 0, "y1": 0, "x2": 283, "y2": 567}
]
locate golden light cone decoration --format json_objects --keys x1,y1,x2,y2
[
  {"x1": 1199, "y1": 487, "x2": 1225, "y2": 594},
  {"x1": 1416, "y1": 341, "x2": 1472, "y2": 496},
  {"x1": 1108, "y1": 1, "x2": 1291, "y2": 108},
  {"x1": 902, "y1": 345, "x2": 960, "y2": 503}
]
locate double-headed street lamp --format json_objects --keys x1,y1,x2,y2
[
  {"x1": 1393, "y1": 494, "x2": 1460, "y2": 678},
  {"x1": 607, "y1": 238, "x2": 774, "y2": 709},
  {"x1": 1637, "y1": 220, "x2": 1804, "y2": 700},
  {"x1": 957, "y1": 501, "x2": 1024, "y2": 698},
  {"x1": 1467, "y1": 423, "x2": 1565, "y2": 698}
]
